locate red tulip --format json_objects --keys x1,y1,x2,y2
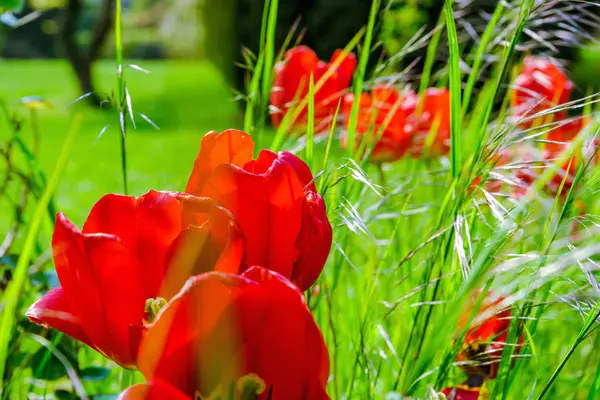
[
  {"x1": 26, "y1": 191, "x2": 245, "y2": 367},
  {"x1": 543, "y1": 117, "x2": 587, "y2": 194},
  {"x1": 511, "y1": 56, "x2": 574, "y2": 127},
  {"x1": 456, "y1": 293, "x2": 522, "y2": 379},
  {"x1": 186, "y1": 129, "x2": 332, "y2": 291},
  {"x1": 409, "y1": 88, "x2": 451, "y2": 157},
  {"x1": 441, "y1": 386, "x2": 487, "y2": 400},
  {"x1": 340, "y1": 86, "x2": 418, "y2": 162},
  {"x1": 117, "y1": 267, "x2": 330, "y2": 400},
  {"x1": 270, "y1": 46, "x2": 356, "y2": 134}
]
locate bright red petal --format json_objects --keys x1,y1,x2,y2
[
  {"x1": 82, "y1": 191, "x2": 184, "y2": 298},
  {"x1": 277, "y1": 151, "x2": 317, "y2": 192},
  {"x1": 160, "y1": 215, "x2": 245, "y2": 300},
  {"x1": 26, "y1": 286, "x2": 93, "y2": 349},
  {"x1": 200, "y1": 165, "x2": 271, "y2": 268},
  {"x1": 221, "y1": 267, "x2": 329, "y2": 399},
  {"x1": 52, "y1": 213, "x2": 110, "y2": 357},
  {"x1": 331, "y1": 49, "x2": 356, "y2": 88},
  {"x1": 83, "y1": 233, "x2": 146, "y2": 367},
  {"x1": 134, "y1": 191, "x2": 185, "y2": 297},
  {"x1": 186, "y1": 130, "x2": 255, "y2": 196},
  {"x1": 117, "y1": 382, "x2": 191, "y2": 400},
  {"x1": 292, "y1": 193, "x2": 332, "y2": 290},
  {"x1": 137, "y1": 273, "x2": 251, "y2": 397}
]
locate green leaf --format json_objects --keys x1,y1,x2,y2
[
  {"x1": 0, "y1": 0, "x2": 24, "y2": 13},
  {"x1": 81, "y1": 366, "x2": 111, "y2": 382}
]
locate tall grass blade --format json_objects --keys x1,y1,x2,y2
[
  {"x1": 0, "y1": 113, "x2": 82, "y2": 391},
  {"x1": 306, "y1": 74, "x2": 315, "y2": 168},
  {"x1": 345, "y1": 0, "x2": 379, "y2": 158},
  {"x1": 445, "y1": 0, "x2": 462, "y2": 179},
  {"x1": 115, "y1": 0, "x2": 128, "y2": 194}
]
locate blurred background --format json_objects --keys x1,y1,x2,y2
[{"x1": 1, "y1": 0, "x2": 600, "y2": 225}]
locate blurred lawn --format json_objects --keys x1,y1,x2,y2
[{"x1": 1, "y1": 59, "x2": 242, "y2": 226}]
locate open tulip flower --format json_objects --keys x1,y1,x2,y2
[
  {"x1": 340, "y1": 85, "x2": 418, "y2": 162},
  {"x1": 409, "y1": 87, "x2": 451, "y2": 157},
  {"x1": 456, "y1": 293, "x2": 523, "y2": 379},
  {"x1": 440, "y1": 385, "x2": 487, "y2": 400},
  {"x1": 186, "y1": 129, "x2": 332, "y2": 291},
  {"x1": 270, "y1": 45, "x2": 356, "y2": 134},
  {"x1": 117, "y1": 267, "x2": 330, "y2": 400},
  {"x1": 26, "y1": 191, "x2": 245, "y2": 368},
  {"x1": 511, "y1": 56, "x2": 574, "y2": 128}
]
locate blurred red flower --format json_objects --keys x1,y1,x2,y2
[
  {"x1": 542, "y1": 117, "x2": 588, "y2": 194},
  {"x1": 507, "y1": 117, "x2": 597, "y2": 198},
  {"x1": 186, "y1": 129, "x2": 332, "y2": 291},
  {"x1": 117, "y1": 267, "x2": 330, "y2": 400},
  {"x1": 270, "y1": 46, "x2": 356, "y2": 134},
  {"x1": 456, "y1": 293, "x2": 523, "y2": 379},
  {"x1": 441, "y1": 385, "x2": 487, "y2": 400},
  {"x1": 340, "y1": 86, "x2": 418, "y2": 162},
  {"x1": 409, "y1": 87, "x2": 451, "y2": 157},
  {"x1": 26, "y1": 191, "x2": 245, "y2": 368},
  {"x1": 511, "y1": 56, "x2": 574, "y2": 127}
]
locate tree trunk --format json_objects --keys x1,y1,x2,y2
[
  {"x1": 201, "y1": 0, "x2": 238, "y2": 90},
  {"x1": 62, "y1": 0, "x2": 114, "y2": 107}
]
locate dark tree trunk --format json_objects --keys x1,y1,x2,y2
[{"x1": 62, "y1": 0, "x2": 114, "y2": 107}]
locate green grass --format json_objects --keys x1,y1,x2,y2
[{"x1": 1, "y1": 59, "x2": 240, "y2": 226}]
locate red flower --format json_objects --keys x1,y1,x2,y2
[
  {"x1": 26, "y1": 191, "x2": 245, "y2": 367},
  {"x1": 340, "y1": 86, "x2": 418, "y2": 162},
  {"x1": 441, "y1": 386, "x2": 487, "y2": 400},
  {"x1": 543, "y1": 117, "x2": 586, "y2": 194},
  {"x1": 409, "y1": 87, "x2": 451, "y2": 157},
  {"x1": 117, "y1": 267, "x2": 330, "y2": 400},
  {"x1": 186, "y1": 129, "x2": 332, "y2": 291},
  {"x1": 456, "y1": 293, "x2": 522, "y2": 379},
  {"x1": 511, "y1": 56, "x2": 574, "y2": 127},
  {"x1": 270, "y1": 46, "x2": 356, "y2": 134}
]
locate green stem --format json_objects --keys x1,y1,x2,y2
[{"x1": 115, "y1": 0, "x2": 128, "y2": 195}]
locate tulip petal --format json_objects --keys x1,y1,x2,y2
[
  {"x1": 277, "y1": 151, "x2": 317, "y2": 192},
  {"x1": 161, "y1": 218, "x2": 244, "y2": 300},
  {"x1": 199, "y1": 166, "x2": 270, "y2": 268},
  {"x1": 118, "y1": 382, "x2": 191, "y2": 400},
  {"x1": 186, "y1": 130, "x2": 255, "y2": 196},
  {"x1": 135, "y1": 191, "x2": 186, "y2": 297},
  {"x1": 26, "y1": 286, "x2": 93, "y2": 349},
  {"x1": 83, "y1": 233, "x2": 146, "y2": 367},
  {"x1": 138, "y1": 273, "x2": 251, "y2": 396},
  {"x1": 83, "y1": 191, "x2": 184, "y2": 298},
  {"x1": 52, "y1": 213, "x2": 110, "y2": 356},
  {"x1": 210, "y1": 267, "x2": 329, "y2": 399},
  {"x1": 331, "y1": 49, "x2": 357, "y2": 88},
  {"x1": 201, "y1": 156, "x2": 305, "y2": 279},
  {"x1": 82, "y1": 194, "x2": 137, "y2": 243},
  {"x1": 292, "y1": 193, "x2": 332, "y2": 290}
]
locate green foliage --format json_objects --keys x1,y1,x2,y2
[{"x1": 0, "y1": 0, "x2": 24, "y2": 13}]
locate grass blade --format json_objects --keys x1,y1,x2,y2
[
  {"x1": 0, "y1": 113, "x2": 82, "y2": 391},
  {"x1": 306, "y1": 73, "x2": 315, "y2": 168},
  {"x1": 445, "y1": 0, "x2": 462, "y2": 179},
  {"x1": 345, "y1": 0, "x2": 379, "y2": 159}
]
